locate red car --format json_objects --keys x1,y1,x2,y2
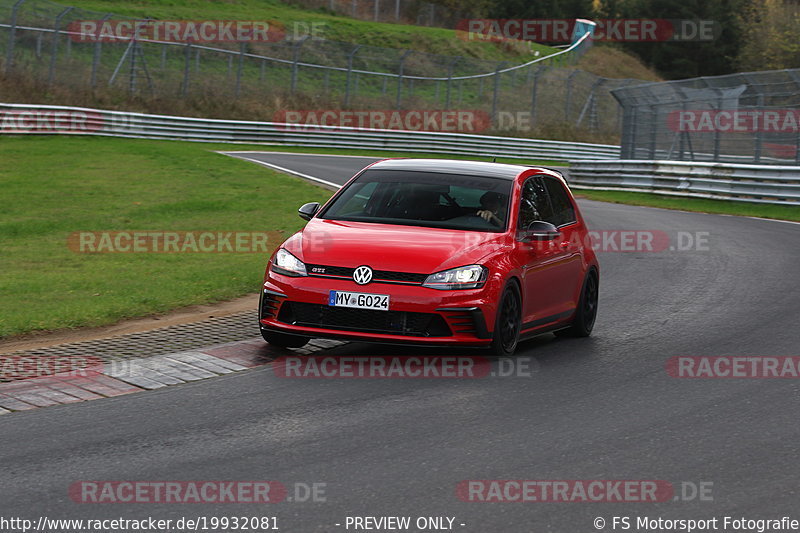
[{"x1": 259, "y1": 159, "x2": 599, "y2": 356}]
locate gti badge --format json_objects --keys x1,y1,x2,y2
[{"x1": 353, "y1": 265, "x2": 373, "y2": 285}]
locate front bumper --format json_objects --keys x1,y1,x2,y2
[{"x1": 259, "y1": 273, "x2": 496, "y2": 347}]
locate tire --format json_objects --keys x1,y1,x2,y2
[
  {"x1": 260, "y1": 328, "x2": 310, "y2": 348},
  {"x1": 555, "y1": 270, "x2": 599, "y2": 338},
  {"x1": 488, "y1": 282, "x2": 522, "y2": 357}
]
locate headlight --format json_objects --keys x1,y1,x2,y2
[
  {"x1": 271, "y1": 248, "x2": 307, "y2": 277},
  {"x1": 423, "y1": 265, "x2": 487, "y2": 290}
]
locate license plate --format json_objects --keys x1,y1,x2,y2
[{"x1": 328, "y1": 290, "x2": 389, "y2": 311}]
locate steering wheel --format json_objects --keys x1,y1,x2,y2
[{"x1": 469, "y1": 212, "x2": 500, "y2": 228}]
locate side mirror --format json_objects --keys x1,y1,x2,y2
[
  {"x1": 298, "y1": 202, "x2": 320, "y2": 221},
  {"x1": 523, "y1": 221, "x2": 560, "y2": 241}
]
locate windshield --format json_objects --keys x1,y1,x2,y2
[{"x1": 319, "y1": 169, "x2": 513, "y2": 232}]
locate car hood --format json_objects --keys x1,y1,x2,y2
[{"x1": 284, "y1": 219, "x2": 509, "y2": 274}]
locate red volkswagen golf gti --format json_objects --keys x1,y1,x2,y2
[{"x1": 259, "y1": 159, "x2": 598, "y2": 356}]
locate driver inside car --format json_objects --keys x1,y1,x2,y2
[{"x1": 476, "y1": 191, "x2": 507, "y2": 227}]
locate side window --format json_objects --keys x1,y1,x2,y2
[
  {"x1": 542, "y1": 177, "x2": 576, "y2": 227},
  {"x1": 518, "y1": 177, "x2": 554, "y2": 230}
]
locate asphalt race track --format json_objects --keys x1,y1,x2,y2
[{"x1": 1, "y1": 152, "x2": 799, "y2": 532}]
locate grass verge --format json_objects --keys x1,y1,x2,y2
[{"x1": 0, "y1": 135, "x2": 332, "y2": 339}]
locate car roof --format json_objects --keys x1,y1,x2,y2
[{"x1": 369, "y1": 158, "x2": 560, "y2": 181}]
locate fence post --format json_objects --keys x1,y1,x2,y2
[
  {"x1": 5, "y1": 0, "x2": 26, "y2": 75},
  {"x1": 395, "y1": 0, "x2": 400, "y2": 21},
  {"x1": 180, "y1": 40, "x2": 192, "y2": 97},
  {"x1": 91, "y1": 13, "x2": 112, "y2": 88},
  {"x1": 491, "y1": 62, "x2": 504, "y2": 123},
  {"x1": 628, "y1": 105, "x2": 639, "y2": 159},
  {"x1": 234, "y1": 42, "x2": 246, "y2": 98},
  {"x1": 576, "y1": 78, "x2": 603, "y2": 129},
  {"x1": 648, "y1": 105, "x2": 658, "y2": 158},
  {"x1": 129, "y1": 39, "x2": 137, "y2": 94},
  {"x1": 590, "y1": 78, "x2": 605, "y2": 131},
  {"x1": 530, "y1": 65, "x2": 546, "y2": 125},
  {"x1": 290, "y1": 36, "x2": 309, "y2": 93},
  {"x1": 753, "y1": 92, "x2": 764, "y2": 164},
  {"x1": 374, "y1": 0, "x2": 379, "y2": 21},
  {"x1": 786, "y1": 70, "x2": 800, "y2": 163},
  {"x1": 445, "y1": 56, "x2": 459, "y2": 110},
  {"x1": 796, "y1": 126, "x2": 800, "y2": 165},
  {"x1": 564, "y1": 70, "x2": 578, "y2": 121},
  {"x1": 48, "y1": 6, "x2": 73, "y2": 86},
  {"x1": 344, "y1": 44, "x2": 361, "y2": 106},
  {"x1": 395, "y1": 50, "x2": 412, "y2": 109}
]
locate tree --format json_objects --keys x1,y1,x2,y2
[
  {"x1": 738, "y1": 0, "x2": 800, "y2": 71},
  {"x1": 598, "y1": 0, "x2": 747, "y2": 78}
]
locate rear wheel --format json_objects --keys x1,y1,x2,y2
[
  {"x1": 489, "y1": 282, "x2": 522, "y2": 357},
  {"x1": 260, "y1": 328, "x2": 310, "y2": 348},
  {"x1": 555, "y1": 270, "x2": 598, "y2": 338}
]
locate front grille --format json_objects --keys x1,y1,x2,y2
[
  {"x1": 277, "y1": 302, "x2": 451, "y2": 337},
  {"x1": 306, "y1": 264, "x2": 427, "y2": 285}
]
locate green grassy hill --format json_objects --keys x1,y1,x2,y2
[{"x1": 61, "y1": 0, "x2": 551, "y2": 60}]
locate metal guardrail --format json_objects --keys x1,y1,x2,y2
[
  {"x1": 568, "y1": 160, "x2": 800, "y2": 205},
  {"x1": 4, "y1": 103, "x2": 797, "y2": 204},
  {"x1": 0, "y1": 103, "x2": 621, "y2": 161}
]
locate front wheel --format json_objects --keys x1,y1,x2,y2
[
  {"x1": 488, "y1": 282, "x2": 522, "y2": 357},
  {"x1": 260, "y1": 328, "x2": 310, "y2": 348},
  {"x1": 555, "y1": 270, "x2": 598, "y2": 338}
]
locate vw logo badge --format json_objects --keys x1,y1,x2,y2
[{"x1": 353, "y1": 265, "x2": 373, "y2": 285}]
